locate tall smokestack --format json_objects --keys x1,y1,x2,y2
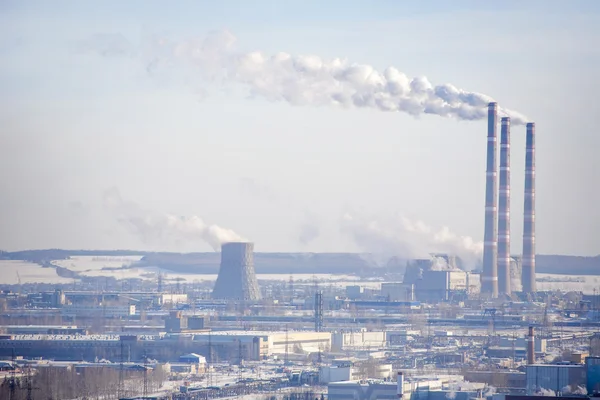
[
  {"x1": 522, "y1": 123, "x2": 536, "y2": 294},
  {"x1": 497, "y1": 117, "x2": 512, "y2": 296},
  {"x1": 397, "y1": 371, "x2": 404, "y2": 399},
  {"x1": 527, "y1": 326, "x2": 535, "y2": 364},
  {"x1": 482, "y1": 102, "x2": 498, "y2": 298}
]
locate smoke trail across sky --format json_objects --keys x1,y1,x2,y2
[
  {"x1": 102, "y1": 188, "x2": 246, "y2": 251},
  {"x1": 341, "y1": 212, "x2": 483, "y2": 269},
  {"x1": 79, "y1": 30, "x2": 528, "y2": 124}
]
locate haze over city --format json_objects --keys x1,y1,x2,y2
[
  {"x1": 1, "y1": 0, "x2": 599, "y2": 257},
  {"x1": 3, "y1": 3, "x2": 600, "y2": 400}
]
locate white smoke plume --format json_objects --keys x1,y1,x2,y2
[
  {"x1": 482, "y1": 385, "x2": 497, "y2": 397},
  {"x1": 562, "y1": 385, "x2": 587, "y2": 395},
  {"x1": 534, "y1": 388, "x2": 556, "y2": 397},
  {"x1": 430, "y1": 256, "x2": 461, "y2": 271},
  {"x1": 341, "y1": 212, "x2": 483, "y2": 269},
  {"x1": 80, "y1": 30, "x2": 528, "y2": 124},
  {"x1": 445, "y1": 391, "x2": 457, "y2": 400},
  {"x1": 102, "y1": 187, "x2": 246, "y2": 251}
]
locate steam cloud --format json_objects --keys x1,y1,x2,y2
[
  {"x1": 80, "y1": 31, "x2": 528, "y2": 124},
  {"x1": 341, "y1": 212, "x2": 483, "y2": 269},
  {"x1": 534, "y1": 388, "x2": 556, "y2": 397},
  {"x1": 103, "y1": 188, "x2": 246, "y2": 250}
]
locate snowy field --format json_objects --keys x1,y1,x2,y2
[
  {"x1": 1, "y1": 256, "x2": 599, "y2": 293},
  {"x1": 536, "y1": 272, "x2": 600, "y2": 294},
  {"x1": 0, "y1": 260, "x2": 74, "y2": 284},
  {"x1": 52, "y1": 255, "x2": 145, "y2": 272}
]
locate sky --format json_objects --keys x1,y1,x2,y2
[{"x1": 1, "y1": 0, "x2": 599, "y2": 257}]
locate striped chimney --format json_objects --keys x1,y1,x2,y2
[
  {"x1": 497, "y1": 117, "x2": 512, "y2": 295},
  {"x1": 482, "y1": 102, "x2": 498, "y2": 298},
  {"x1": 522, "y1": 122, "x2": 536, "y2": 294}
]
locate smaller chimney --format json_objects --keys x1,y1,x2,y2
[
  {"x1": 397, "y1": 371, "x2": 404, "y2": 398},
  {"x1": 527, "y1": 326, "x2": 535, "y2": 364}
]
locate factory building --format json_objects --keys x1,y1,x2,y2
[
  {"x1": 61, "y1": 304, "x2": 136, "y2": 318},
  {"x1": 331, "y1": 330, "x2": 387, "y2": 352},
  {"x1": 381, "y1": 283, "x2": 414, "y2": 301},
  {"x1": 191, "y1": 330, "x2": 331, "y2": 361},
  {"x1": 62, "y1": 291, "x2": 187, "y2": 307},
  {"x1": 2, "y1": 325, "x2": 87, "y2": 335},
  {"x1": 328, "y1": 375, "x2": 477, "y2": 400},
  {"x1": 525, "y1": 364, "x2": 585, "y2": 395},
  {"x1": 414, "y1": 271, "x2": 480, "y2": 302},
  {"x1": 346, "y1": 285, "x2": 364, "y2": 300},
  {"x1": 586, "y1": 357, "x2": 600, "y2": 395},
  {"x1": 486, "y1": 336, "x2": 546, "y2": 360},
  {"x1": 164, "y1": 311, "x2": 207, "y2": 333}
]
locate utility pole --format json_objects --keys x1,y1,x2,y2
[
  {"x1": 8, "y1": 348, "x2": 17, "y2": 400},
  {"x1": 284, "y1": 324, "x2": 289, "y2": 366},
  {"x1": 238, "y1": 340, "x2": 244, "y2": 396},
  {"x1": 208, "y1": 332, "x2": 213, "y2": 387},
  {"x1": 118, "y1": 339, "x2": 124, "y2": 398},
  {"x1": 143, "y1": 351, "x2": 149, "y2": 398},
  {"x1": 315, "y1": 291, "x2": 323, "y2": 332}
]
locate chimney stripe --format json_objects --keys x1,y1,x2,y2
[
  {"x1": 522, "y1": 122, "x2": 536, "y2": 294},
  {"x1": 498, "y1": 117, "x2": 511, "y2": 296},
  {"x1": 482, "y1": 102, "x2": 499, "y2": 298}
]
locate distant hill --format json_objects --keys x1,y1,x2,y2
[
  {"x1": 2, "y1": 249, "x2": 599, "y2": 276},
  {"x1": 536, "y1": 254, "x2": 600, "y2": 275}
]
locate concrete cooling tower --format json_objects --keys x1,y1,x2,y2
[{"x1": 212, "y1": 242, "x2": 261, "y2": 301}]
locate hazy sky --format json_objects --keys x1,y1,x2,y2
[{"x1": 1, "y1": 1, "x2": 599, "y2": 256}]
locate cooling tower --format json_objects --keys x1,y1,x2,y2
[
  {"x1": 521, "y1": 122, "x2": 536, "y2": 294},
  {"x1": 481, "y1": 102, "x2": 499, "y2": 298},
  {"x1": 212, "y1": 242, "x2": 261, "y2": 301},
  {"x1": 497, "y1": 117, "x2": 512, "y2": 296}
]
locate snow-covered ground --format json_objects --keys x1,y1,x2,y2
[
  {"x1": 0, "y1": 260, "x2": 74, "y2": 284},
  {"x1": 1, "y1": 255, "x2": 599, "y2": 293}
]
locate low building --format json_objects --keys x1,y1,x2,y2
[
  {"x1": 525, "y1": 364, "x2": 585, "y2": 395},
  {"x1": 191, "y1": 330, "x2": 331, "y2": 361},
  {"x1": 61, "y1": 304, "x2": 136, "y2": 318},
  {"x1": 319, "y1": 365, "x2": 352, "y2": 383},
  {"x1": 328, "y1": 375, "x2": 468, "y2": 400},
  {"x1": 381, "y1": 283, "x2": 414, "y2": 301},
  {"x1": 586, "y1": 356, "x2": 600, "y2": 395},
  {"x1": 346, "y1": 286, "x2": 364, "y2": 300},
  {"x1": 3, "y1": 325, "x2": 87, "y2": 335},
  {"x1": 464, "y1": 370, "x2": 526, "y2": 389},
  {"x1": 331, "y1": 330, "x2": 386, "y2": 352}
]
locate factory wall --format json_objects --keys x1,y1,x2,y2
[
  {"x1": 415, "y1": 271, "x2": 475, "y2": 302},
  {"x1": 525, "y1": 365, "x2": 585, "y2": 395},
  {"x1": 381, "y1": 283, "x2": 414, "y2": 301},
  {"x1": 586, "y1": 356, "x2": 600, "y2": 395},
  {"x1": 328, "y1": 378, "x2": 451, "y2": 400},
  {"x1": 61, "y1": 304, "x2": 136, "y2": 318},
  {"x1": 319, "y1": 366, "x2": 352, "y2": 383},
  {"x1": 331, "y1": 331, "x2": 386, "y2": 352},
  {"x1": 269, "y1": 331, "x2": 332, "y2": 355},
  {"x1": 160, "y1": 293, "x2": 188, "y2": 305},
  {"x1": 346, "y1": 285, "x2": 364, "y2": 300}
]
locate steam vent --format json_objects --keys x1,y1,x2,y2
[{"x1": 212, "y1": 242, "x2": 261, "y2": 301}]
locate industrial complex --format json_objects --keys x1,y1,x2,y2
[{"x1": 1, "y1": 104, "x2": 599, "y2": 399}]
